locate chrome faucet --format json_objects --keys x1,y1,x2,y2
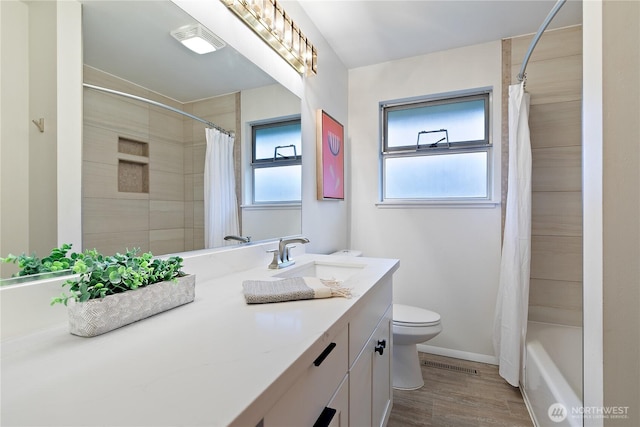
[
  {"x1": 268, "y1": 237, "x2": 310, "y2": 269},
  {"x1": 224, "y1": 235, "x2": 251, "y2": 243}
]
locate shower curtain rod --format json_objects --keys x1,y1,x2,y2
[
  {"x1": 83, "y1": 83, "x2": 234, "y2": 137},
  {"x1": 517, "y1": 0, "x2": 566, "y2": 82}
]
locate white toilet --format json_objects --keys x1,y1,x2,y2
[
  {"x1": 392, "y1": 303, "x2": 442, "y2": 390},
  {"x1": 329, "y1": 251, "x2": 442, "y2": 390}
]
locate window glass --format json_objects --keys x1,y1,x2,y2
[
  {"x1": 251, "y1": 118, "x2": 301, "y2": 203},
  {"x1": 254, "y1": 122, "x2": 301, "y2": 161},
  {"x1": 254, "y1": 165, "x2": 302, "y2": 203},
  {"x1": 384, "y1": 152, "x2": 488, "y2": 199},
  {"x1": 386, "y1": 99, "x2": 486, "y2": 148},
  {"x1": 381, "y1": 91, "x2": 491, "y2": 202}
]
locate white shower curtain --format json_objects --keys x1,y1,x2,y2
[
  {"x1": 493, "y1": 82, "x2": 532, "y2": 387},
  {"x1": 204, "y1": 128, "x2": 239, "y2": 248}
]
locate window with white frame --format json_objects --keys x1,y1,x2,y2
[
  {"x1": 252, "y1": 118, "x2": 302, "y2": 203},
  {"x1": 381, "y1": 90, "x2": 491, "y2": 202}
]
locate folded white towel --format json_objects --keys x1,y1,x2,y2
[{"x1": 242, "y1": 277, "x2": 351, "y2": 304}]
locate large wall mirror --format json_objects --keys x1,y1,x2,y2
[
  {"x1": 81, "y1": 0, "x2": 302, "y2": 256},
  {"x1": 0, "y1": 0, "x2": 302, "y2": 280}
]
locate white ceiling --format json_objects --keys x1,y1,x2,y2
[
  {"x1": 81, "y1": 1, "x2": 582, "y2": 103},
  {"x1": 296, "y1": 0, "x2": 583, "y2": 69}
]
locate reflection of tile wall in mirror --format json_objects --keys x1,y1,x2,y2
[
  {"x1": 118, "y1": 161, "x2": 149, "y2": 194},
  {"x1": 82, "y1": 67, "x2": 301, "y2": 256}
]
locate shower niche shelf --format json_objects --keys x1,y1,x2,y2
[{"x1": 117, "y1": 137, "x2": 149, "y2": 194}]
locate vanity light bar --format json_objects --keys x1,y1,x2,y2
[{"x1": 220, "y1": 0, "x2": 317, "y2": 76}]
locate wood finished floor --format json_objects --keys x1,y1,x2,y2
[{"x1": 387, "y1": 353, "x2": 534, "y2": 427}]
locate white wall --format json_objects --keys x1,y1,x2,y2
[
  {"x1": 601, "y1": 0, "x2": 640, "y2": 422},
  {"x1": 284, "y1": 1, "x2": 350, "y2": 255},
  {"x1": 1, "y1": 1, "x2": 30, "y2": 277},
  {"x1": 56, "y1": 0, "x2": 82, "y2": 250},
  {"x1": 348, "y1": 41, "x2": 503, "y2": 362},
  {"x1": 28, "y1": 1, "x2": 58, "y2": 257},
  {"x1": 583, "y1": 2, "x2": 640, "y2": 423},
  {"x1": 582, "y1": 1, "x2": 604, "y2": 422}
]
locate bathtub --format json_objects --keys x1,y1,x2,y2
[{"x1": 522, "y1": 321, "x2": 583, "y2": 427}]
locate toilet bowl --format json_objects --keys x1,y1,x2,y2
[{"x1": 392, "y1": 303, "x2": 442, "y2": 390}]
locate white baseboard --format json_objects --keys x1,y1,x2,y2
[{"x1": 416, "y1": 344, "x2": 499, "y2": 365}]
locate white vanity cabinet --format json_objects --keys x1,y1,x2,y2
[
  {"x1": 1, "y1": 251, "x2": 399, "y2": 427},
  {"x1": 262, "y1": 272, "x2": 393, "y2": 427}
]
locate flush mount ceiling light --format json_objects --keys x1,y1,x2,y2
[
  {"x1": 171, "y1": 24, "x2": 226, "y2": 54},
  {"x1": 220, "y1": 0, "x2": 317, "y2": 76}
]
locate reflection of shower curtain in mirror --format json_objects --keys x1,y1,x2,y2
[{"x1": 204, "y1": 128, "x2": 239, "y2": 248}]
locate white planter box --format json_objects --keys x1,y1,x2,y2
[{"x1": 67, "y1": 274, "x2": 196, "y2": 337}]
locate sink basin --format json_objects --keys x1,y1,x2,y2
[{"x1": 274, "y1": 261, "x2": 365, "y2": 282}]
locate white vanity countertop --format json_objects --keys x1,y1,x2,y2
[{"x1": 1, "y1": 254, "x2": 398, "y2": 427}]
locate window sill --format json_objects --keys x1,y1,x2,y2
[
  {"x1": 241, "y1": 203, "x2": 301, "y2": 210},
  {"x1": 376, "y1": 200, "x2": 500, "y2": 209}
]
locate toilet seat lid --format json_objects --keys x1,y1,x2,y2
[{"x1": 393, "y1": 303, "x2": 441, "y2": 326}]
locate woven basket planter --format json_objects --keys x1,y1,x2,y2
[{"x1": 67, "y1": 274, "x2": 196, "y2": 337}]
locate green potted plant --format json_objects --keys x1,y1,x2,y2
[
  {"x1": 0, "y1": 243, "x2": 75, "y2": 283},
  {"x1": 47, "y1": 247, "x2": 195, "y2": 337}
]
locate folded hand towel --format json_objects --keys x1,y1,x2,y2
[{"x1": 242, "y1": 277, "x2": 351, "y2": 304}]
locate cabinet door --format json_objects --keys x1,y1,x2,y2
[
  {"x1": 349, "y1": 277, "x2": 392, "y2": 366},
  {"x1": 349, "y1": 305, "x2": 392, "y2": 427},
  {"x1": 349, "y1": 346, "x2": 372, "y2": 427},
  {"x1": 371, "y1": 308, "x2": 392, "y2": 427},
  {"x1": 323, "y1": 374, "x2": 349, "y2": 427}
]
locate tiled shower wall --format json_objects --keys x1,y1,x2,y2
[
  {"x1": 504, "y1": 26, "x2": 583, "y2": 327},
  {"x1": 82, "y1": 66, "x2": 238, "y2": 256}
]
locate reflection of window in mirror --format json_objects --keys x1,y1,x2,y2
[{"x1": 251, "y1": 118, "x2": 302, "y2": 203}]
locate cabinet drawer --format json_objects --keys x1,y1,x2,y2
[
  {"x1": 349, "y1": 275, "x2": 392, "y2": 366},
  {"x1": 264, "y1": 326, "x2": 348, "y2": 426}
]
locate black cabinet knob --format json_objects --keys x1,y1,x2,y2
[{"x1": 375, "y1": 339, "x2": 386, "y2": 355}]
